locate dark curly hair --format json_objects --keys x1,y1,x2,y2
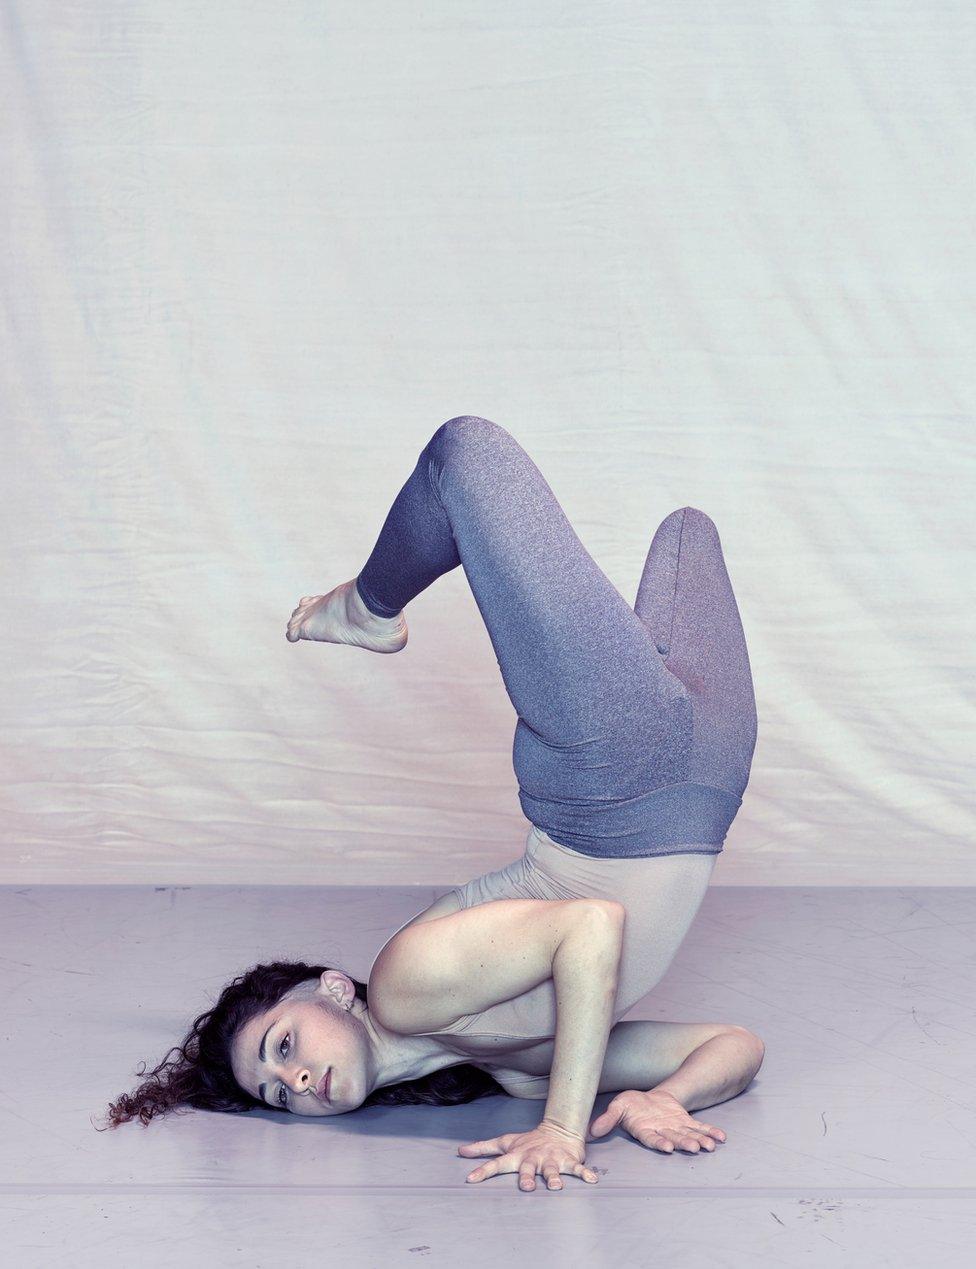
[{"x1": 97, "y1": 959, "x2": 506, "y2": 1129}]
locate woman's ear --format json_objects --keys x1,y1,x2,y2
[{"x1": 317, "y1": 968, "x2": 354, "y2": 1007}]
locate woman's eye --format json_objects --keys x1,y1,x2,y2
[{"x1": 276, "y1": 1034, "x2": 292, "y2": 1108}]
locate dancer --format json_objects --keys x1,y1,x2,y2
[{"x1": 105, "y1": 417, "x2": 762, "y2": 1192}]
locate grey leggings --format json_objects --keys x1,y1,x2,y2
[{"x1": 356, "y1": 416, "x2": 757, "y2": 858}]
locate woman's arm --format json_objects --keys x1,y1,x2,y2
[
  {"x1": 584, "y1": 1026, "x2": 765, "y2": 1153},
  {"x1": 593, "y1": 1018, "x2": 763, "y2": 1103},
  {"x1": 649, "y1": 1027, "x2": 764, "y2": 1111},
  {"x1": 496, "y1": 1019, "x2": 764, "y2": 1106},
  {"x1": 368, "y1": 895, "x2": 622, "y2": 1037},
  {"x1": 540, "y1": 901, "x2": 625, "y2": 1141}
]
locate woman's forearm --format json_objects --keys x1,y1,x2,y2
[
  {"x1": 649, "y1": 1030, "x2": 765, "y2": 1112},
  {"x1": 541, "y1": 903, "x2": 625, "y2": 1141}
]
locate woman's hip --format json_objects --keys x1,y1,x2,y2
[
  {"x1": 512, "y1": 707, "x2": 750, "y2": 857},
  {"x1": 517, "y1": 781, "x2": 742, "y2": 858}
]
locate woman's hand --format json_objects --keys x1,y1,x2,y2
[
  {"x1": 458, "y1": 1119, "x2": 600, "y2": 1191},
  {"x1": 589, "y1": 1089, "x2": 726, "y2": 1153}
]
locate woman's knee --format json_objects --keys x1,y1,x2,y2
[
  {"x1": 678, "y1": 506, "x2": 721, "y2": 546},
  {"x1": 430, "y1": 415, "x2": 509, "y2": 468},
  {"x1": 440, "y1": 414, "x2": 503, "y2": 442}
]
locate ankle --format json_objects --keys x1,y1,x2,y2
[{"x1": 347, "y1": 578, "x2": 401, "y2": 627}]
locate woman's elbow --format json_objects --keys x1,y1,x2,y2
[{"x1": 726, "y1": 1024, "x2": 766, "y2": 1071}]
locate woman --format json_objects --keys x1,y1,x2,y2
[{"x1": 104, "y1": 416, "x2": 762, "y2": 1191}]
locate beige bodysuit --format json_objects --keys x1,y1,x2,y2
[{"x1": 402, "y1": 823, "x2": 717, "y2": 1096}]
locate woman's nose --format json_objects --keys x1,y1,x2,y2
[{"x1": 289, "y1": 1066, "x2": 312, "y2": 1093}]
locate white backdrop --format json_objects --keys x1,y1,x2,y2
[{"x1": 2, "y1": 1, "x2": 973, "y2": 886}]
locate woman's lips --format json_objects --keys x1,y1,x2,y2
[{"x1": 317, "y1": 1068, "x2": 331, "y2": 1102}]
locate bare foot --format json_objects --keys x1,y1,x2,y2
[{"x1": 285, "y1": 579, "x2": 407, "y2": 653}]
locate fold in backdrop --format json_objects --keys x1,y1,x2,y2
[{"x1": 2, "y1": 1, "x2": 973, "y2": 887}]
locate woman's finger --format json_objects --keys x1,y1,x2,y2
[
  {"x1": 688, "y1": 1117, "x2": 725, "y2": 1140},
  {"x1": 459, "y1": 1141, "x2": 507, "y2": 1157}
]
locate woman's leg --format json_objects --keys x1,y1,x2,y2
[
  {"x1": 356, "y1": 416, "x2": 678, "y2": 749},
  {"x1": 634, "y1": 506, "x2": 758, "y2": 797}
]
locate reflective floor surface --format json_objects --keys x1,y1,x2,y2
[{"x1": 2, "y1": 883, "x2": 974, "y2": 1267}]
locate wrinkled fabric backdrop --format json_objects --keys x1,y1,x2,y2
[{"x1": 2, "y1": 1, "x2": 973, "y2": 886}]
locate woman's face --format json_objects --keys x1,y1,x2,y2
[{"x1": 230, "y1": 970, "x2": 374, "y2": 1117}]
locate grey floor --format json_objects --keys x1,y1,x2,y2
[{"x1": 3, "y1": 883, "x2": 975, "y2": 1268}]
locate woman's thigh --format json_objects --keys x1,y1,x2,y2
[
  {"x1": 427, "y1": 417, "x2": 687, "y2": 751},
  {"x1": 518, "y1": 504, "x2": 758, "y2": 856},
  {"x1": 635, "y1": 505, "x2": 758, "y2": 797}
]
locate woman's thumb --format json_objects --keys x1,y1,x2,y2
[{"x1": 588, "y1": 1109, "x2": 617, "y2": 1138}]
